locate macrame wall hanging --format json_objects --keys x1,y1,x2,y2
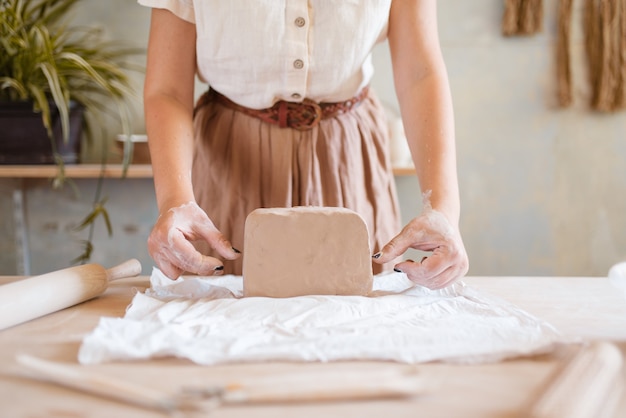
[
  {"x1": 502, "y1": 0, "x2": 626, "y2": 112},
  {"x1": 502, "y1": 0, "x2": 544, "y2": 35}
]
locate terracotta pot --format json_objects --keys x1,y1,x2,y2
[{"x1": 0, "y1": 100, "x2": 84, "y2": 164}]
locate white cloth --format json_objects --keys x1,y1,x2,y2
[
  {"x1": 137, "y1": 0, "x2": 390, "y2": 108},
  {"x1": 78, "y1": 269, "x2": 565, "y2": 365}
]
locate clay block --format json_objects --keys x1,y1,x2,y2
[{"x1": 242, "y1": 207, "x2": 373, "y2": 297}]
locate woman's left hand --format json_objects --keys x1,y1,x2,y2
[{"x1": 373, "y1": 209, "x2": 469, "y2": 289}]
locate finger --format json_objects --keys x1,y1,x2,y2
[
  {"x1": 373, "y1": 232, "x2": 413, "y2": 264},
  {"x1": 208, "y1": 233, "x2": 241, "y2": 260},
  {"x1": 395, "y1": 250, "x2": 452, "y2": 287},
  {"x1": 422, "y1": 242, "x2": 469, "y2": 288},
  {"x1": 394, "y1": 258, "x2": 447, "y2": 285},
  {"x1": 416, "y1": 249, "x2": 452, "y2": 279},
  {"x1": 167, "y1": 231, "x2": 225, "y2": 275},
  {"x1": 151, "y1": 250, "x2": 184, "y2": 280},
  {"x1": 397, "y1": 248, "x2": 468, "y2": 289},
  {"x1": 398, "y1": 261, "x2": 457, "y2": 290},
  {"x1": 193, "y1": 222, "x2": 241, "y2": 261},
  {"x1": 426, "y1": 265, "x2": 465, "y2": 290}
]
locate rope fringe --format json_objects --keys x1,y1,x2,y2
[
  {"x1": 557, "y1": 0, "x2": 574, "y2": 107},
  {"x1": 503, "y1": 0, "x2": 626, "y2": 112},
  {"x1": 502, "y1": 0, "x2": 544, "y2": 36},
  {"x1": 584, "y1": 0, "x2": 626, "y2": 111}
]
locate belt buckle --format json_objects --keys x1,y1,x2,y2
[{"x1": 290, "y1": 100, "x2": 322, "y2": 131}]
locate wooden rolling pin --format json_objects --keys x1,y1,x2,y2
[{"x1": 0, "y1": 259, "x2": 142, "y2": 331}]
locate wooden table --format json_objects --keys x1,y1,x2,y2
[{"x1": 0, "y1": 275, "x2": 624, "y2": 417}]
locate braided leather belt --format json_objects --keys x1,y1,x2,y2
[{"x1": 203, "y1": 87, "x2": 369, "y2": 131}]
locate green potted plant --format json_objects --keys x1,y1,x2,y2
[
  {"x1": 0, "y1": 0, "x2": 142, "y2": 263},
  {"x1": 0, "y1": 0, "x2": 140, "y2": 165}
]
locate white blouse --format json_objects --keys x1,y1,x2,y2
[{"x1": 138, "y1": 0, "x2": 391, "y2": 109}]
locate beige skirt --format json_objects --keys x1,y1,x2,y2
[{"x1": 192, "y1": 89, "x2": 401, "y2": 275}]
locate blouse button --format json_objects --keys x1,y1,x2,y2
[
  {"x1": 294, "y1": 17, "x2": 306, "y2": 27},
  {"x1": 291, "y1": 93, "x2": 302, "y2": 99},
  {"x1": 293, "y1": 59, "x2": 304, "y2": 69}
]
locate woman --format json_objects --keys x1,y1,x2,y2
[{"x1": 140, "y1": 0, "x2": 469, "y2": 289}]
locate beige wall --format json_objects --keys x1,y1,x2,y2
[{"x1": 71, "y1": 0, "x2": 626, "y2": 277}]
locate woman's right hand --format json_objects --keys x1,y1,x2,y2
[{"x1": 147, "y1": 201, "x2": 241, "y2": 279}]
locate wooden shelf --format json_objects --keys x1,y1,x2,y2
[
  {"x1": 0, "y1": 164, "x2": 413, "y2": 179},
  {"x1": 0, "y1": 164, "x2": 153, "y2": 179}
]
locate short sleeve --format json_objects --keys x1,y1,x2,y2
[{"x1": 137, "y1": 0, "x2": 195, "y2": 24}]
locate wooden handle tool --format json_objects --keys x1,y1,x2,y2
[
  {"x1": 15, "y1": 354, "x2": 190, "y2": 413},
  {"x1": 15, "y1": 355, "x2": 423, "y2": 413},
  {"x1": 0, "y1": 259, "x2": 142, "y2": 331},
  {"x1": 216, "y1": 369, "x2": 424, "y2": 404}
]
